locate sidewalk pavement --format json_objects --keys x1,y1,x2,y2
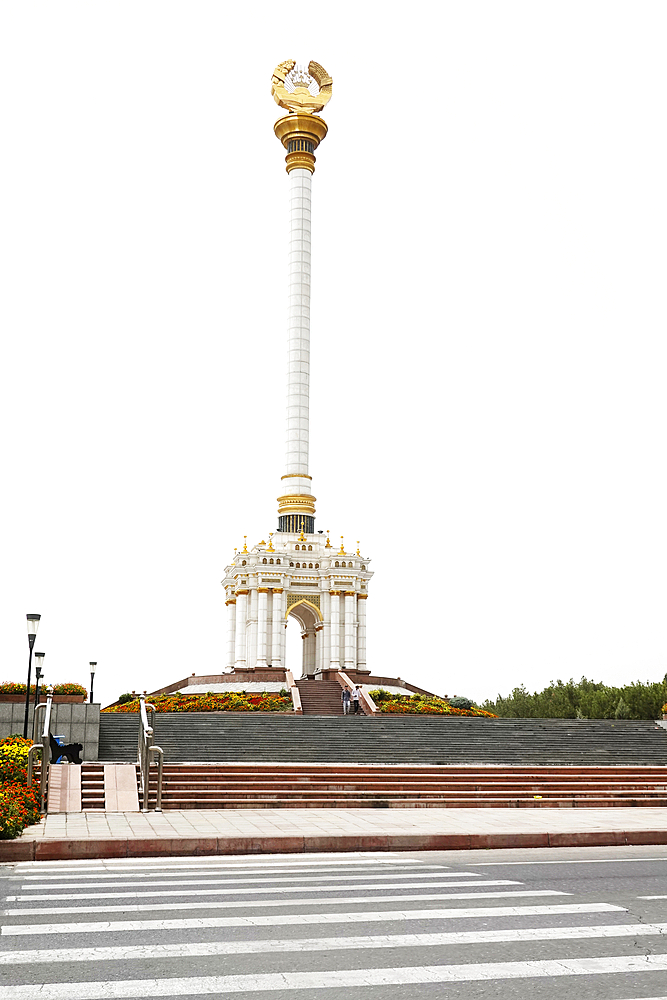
[{"x1": 3, "y1": 807, "x2": 667, "y2": 861}]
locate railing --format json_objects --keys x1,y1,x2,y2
[
  {"x1": 137, "y1": 694, "x2": 163, "y2": 812},
  {"x1": 27, "y1": 688, "x2": 53, "y2": 813},
  {"x1": 285, "y1": 670, "x2": 302, "y2": 714},
  {"x1": 336, "y1": 671, "x2": 379, "y2": 716}
]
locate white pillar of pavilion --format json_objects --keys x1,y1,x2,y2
[
  {"x1": 226, "y1": 597, "x2": 236, "y2": 670},
  {"x1": 234, "y1": 591, "x2": 248, "y2": 669}
]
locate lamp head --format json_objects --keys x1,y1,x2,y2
[{"x1": 26, "y1": 614, "x2": 41, "y2": 637}]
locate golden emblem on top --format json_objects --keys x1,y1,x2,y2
[{"x1": 271, "y1": 60, "x2": 332, "y2": 115}]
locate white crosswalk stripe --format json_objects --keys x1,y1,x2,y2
[
  {"x1": 4, "y1": 958, "x2": 667, "y2": 999},
  {"x1": 2, "y1": 896, "x2": 599, "y2": 918},
  {"x1": 13, "y1": 871, "x2": 491, "y2": 892},
  {"x1": 7, "y1": 877, "x2": 524, "y2": 902},
  {"x1": 2, "y1": 921, "x2": 666, "y2": 964},
  {"x1": 1, "y1": 852, "x2": 665, "y2": 998}
]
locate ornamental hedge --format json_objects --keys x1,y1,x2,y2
[
  {"x1": 0, "y1": 736, "x2": 41, "y2": 839},
  {"x1": 0, "y1": 682, "x2": 87, "y2": 697},
  {"x1": 102, "y1": 691, "x2": 292, "y2": 713},
  {"x1": 483, "y1": 677, "x2": 667, "y2": 720},
  {"x1": 369, "y1": 690, "x2": 497, "y2": 718}
]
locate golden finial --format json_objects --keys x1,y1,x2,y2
[
  {"x1": 267, "y1": 533, "x2": 275, "y2": 552},
  {"x1": 242, "y1": 536, "x2": 248, "y2": 554},
  {"x1": 298, "y1": 519, "x2": 306, "y2": 541},
  {"x1": 339, "y1": 535, "x2": 345, "y2": 555},
  {"x1": 325, "y1": 530, "x2": 332, "y2": 548},
  {"x1": 260, "y1": 540, "x2": 266, "y2": 546},
  {"x1": 356, "y1": 541, "x2": 360, "y2": 556}
]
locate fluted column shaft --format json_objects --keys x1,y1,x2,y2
[
  {"x1": 226, "y1": 600, "x2": 236, "y2": 670},
  {"x1": 344, "y1": 592, "x2": 356, "y2": 669},
  {"x1": 247, "y1": 587, "x2": 258, "y2": 670},
  {"x1": 329, "y1": 592, "x2": 340, "y2": 667},
  {"x1": 257, "y1": 589, "x2": 268, "y2": 667},
  {"x1": 234, "y1": 592, "x2": 248, "y2": 668},
  {"x1": 271, "y1": 590, "x2": 284, "y2": 667},
  {"x1": 357, "y1": 595, "x2": 367, "y2": 670}
]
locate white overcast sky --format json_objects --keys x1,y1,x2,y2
[{"x1": 1, "y1": 2, "x2": 666, "y2": 708}]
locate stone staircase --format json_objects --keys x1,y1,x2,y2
[
  {"x1": 155, "y1": 762, "x2": 667, "y2": 809},
  {"x1": 80, "y1": 763, "x2": 105, "y2": 810},
  {"x1": 99, "y1": 713, "x2": 667, "y2": 766},
  {"x1": 296, "y1": 679, "x2": 344, "y2": 716}
]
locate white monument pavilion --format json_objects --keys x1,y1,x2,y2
[{"x1": 221, "y1": 61, "x2": 372, "y2": 679}]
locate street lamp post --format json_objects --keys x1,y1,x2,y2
[
  {"x1": 23, "y1": 615, "x2": 41, "y2": 739},
  {"x1": 89, "y1": 663, "x2": 97, "y2": 705},
  {"x1": 32, "y1": 654, "x2": 44, "y2": 742}
]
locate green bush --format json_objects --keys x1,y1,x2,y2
[
  {"x1": 117, "y1": 693, "x2": 135, "y2": 704},
  {"x1": 483, "y1": 676, "x2": 667, "y2": 720},
  {"x1": 449, "y1": 696, "x2": 473, "y2": 710}
]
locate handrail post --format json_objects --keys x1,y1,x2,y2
[
  {"x1": 33, "y1": 702, "x2": 47, "y2": 745},
  {"x1": 27, "y1": 744, "x2": 42, "y2": 788},
  {"x1": 149, "y1": 746, "x2": 164, "y2": 812},
  {"x1": 138, "y1": 694, "x2": 162, "y2": 812},
  {"x1": 37, "y1": 689, "x2": 54, "y2": 813}
]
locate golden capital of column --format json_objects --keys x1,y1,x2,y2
[
  {"x1": 277, "y1": 493, "x2": 317, "y2": 518},
  {"x1": 271, "y1": 59, "x2": 332, "y2": 174}
]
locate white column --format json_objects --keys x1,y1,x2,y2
[
  {"x1": 247, "y1": 587, "x2": 258, "y2": 670},
  {"x1": 285, "y1": 168, "x2": 312, "y2": 481},
  {"x1": 322, "y1": 589, "x2": 331, "y2": 670},
  {"x1": 344, "y1": 591, "x2": 356, "y2": 669},
  {"x1": 304, "y1": 629, "x2": 317, "y2": 673},
  {"x1": 266, "y1": 592, "x2": 273, "y2": 666},
  {"x1": 272, "y1": 589, "x2": 284, "y2": 668},
  {"x1": 234, "y1": 592, "x2": 248, "y2": 669},
  {"x1": 316, "y1": 624, "x2": 324, "y2": 673},
  {"x1": 226, "y1": 598, "x2": 236, "y2": 670},
  {"x1": 357, "y1": 595, "x2": 367, "y2": 670},
  {"x1": 257, "y1": 589, "x2": 268, "y2": 667},
  {"x1": 329, "y1": 591, "x2": 340, "y2": 667}
]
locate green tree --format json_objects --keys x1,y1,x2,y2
[{"x1": 483, "y1": 675, "x2": 667, "y2": 720}]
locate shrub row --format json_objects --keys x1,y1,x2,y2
[
  {"x1": 0, "y1": 682, "x2": 87, "y2": 697},
  {"x1": 482, "y1": 677, "x2": 667, "y2": 720},
  {"x1": 102, "y1": 692, "x2": 293, "y2": 713},
  {"x1": 369, "y1": 690, "x2": 497, "y2": 717},
  {"x1": 0, "y1": 736, "x2": 41, "y2": 840}
]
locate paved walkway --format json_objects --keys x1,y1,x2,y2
[{"x1": 3, "y1": 807, "x2": 667, "y2": 861}]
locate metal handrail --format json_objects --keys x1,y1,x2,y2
[
  {"x1": 26, "y1": 688, "x2": 53, "y2": 813},
  {"x1": 336, "y1": 671, "x2": 379, "y2": 716},
  {"x1": 285, "y1": 669, "x2": 302, "y2": 714},
  {"x1": 138, "y1": 694, "x2": 163, "y2": 812}
]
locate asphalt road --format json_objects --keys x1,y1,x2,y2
[{"x1": 1, "y1": 843, "x2": 667, "y2": 998}]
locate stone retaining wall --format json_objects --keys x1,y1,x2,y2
[{"x1": 0, "y1": 703, "x2": 100, "y2": 760}]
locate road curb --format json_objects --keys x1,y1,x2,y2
[{"x1": 4, "y1": 828, "x2": 667, "y2": 861}]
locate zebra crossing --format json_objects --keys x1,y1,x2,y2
[{"x1": 1, "y1": 850, "x2": 667, "y2": 998}]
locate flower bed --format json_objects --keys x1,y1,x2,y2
[
  {"x1": 103, "y1": 691, "x2": 292, "y2": 713},
  {"x1": 369, "y1": 690, "x2": 498, "y2": 717},
  {"x1": 0, "y1": 681, "x2": 88, "y2": 702},
  {"x1": 0, "y1": 736, "x2": 41, "y2": 839}
]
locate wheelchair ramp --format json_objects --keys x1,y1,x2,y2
[
  {"x1": 104, "y1": 763, "x2": 139, "y2": 811},
  {"x1": 47, "y1": 764, "x2": 81, "y2": 813}
]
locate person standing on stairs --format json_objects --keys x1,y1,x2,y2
[
  {"x1": 351, "y1": 686, "x2": 361, "y2": 714},
  {"x1": 341, "y1": 687, "x2": 351, "y2": 715}
]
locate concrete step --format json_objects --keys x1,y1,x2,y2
[
  {"x1": 159, "y1": 795, "x2": 667, "y2": 810},
  {"x1": 295, "y1": 679, "x2": 345, "y2": 716},
  {"x1": 99, "y1": 713, "x2": 667, "y2": 765},
  {"x1": 154, "y1": 760, "x2": 667, "y2": 809},
  {"x1": 80, "y1": 763, "x2": 105, "y2": 810}
]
